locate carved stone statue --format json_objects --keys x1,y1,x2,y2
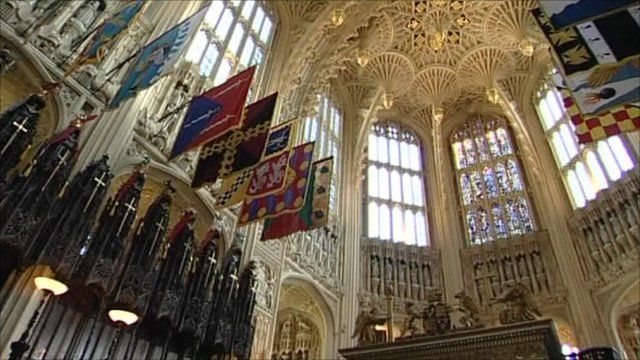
[
  {"x1": 352, "y1": 306, "x2": 387, "y2": 346},
  {"x1": 517, "y1": 256, "x2": 529, "y2": 279},
  {"x1": 453, "y1": 290, "x2": 481, "y2": 329},
  {"x1": 422, "y1": 263, "x2": 432, "y2": 287},
  {"x1": 623, "y1": 203, "x2": 640, "y2": 237},
  {"x1": 422, "y1": 289, "x2": 452, "y2": 335},
  {"x1": 401, "y1": 301, "x2": 421, "y2": 337},
  {"x1": 495, "y1": 282, "x2": 542, "y2": 325},
  {"x1": 503, "y1": 258, "x2": 514, "y2": 282},
  {"x1": 608, "y1": 211, "x2": 629, "y2": 250}
]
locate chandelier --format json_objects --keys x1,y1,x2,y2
[{"x1": 407, "y1": 0, "x2": 469, "y2": 52}]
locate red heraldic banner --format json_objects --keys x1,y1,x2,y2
[
  {"x1": 171, "y1": 66, "x2": 256, "y2": 158},
  {"x1": 245, "y1": 150, "x2": 290, "y2": 197},
  {"x1": 561, "y1": 88, "x2": 640, "y2": 143},
  {"x1": 261, "y1": 157, "x2": 333, "y2": 241},
  {"x1": 238, "y1": 142, "x2": 315, "y2": 225}
]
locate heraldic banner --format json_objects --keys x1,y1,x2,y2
[
  {"x1": 109, "y1": 7, "x2": 207, "y2": 109},
  {"x1": 532, "y1": 6, "x2": 640, "y2": 116},
  {"x1": 561, "y1": 88, "x2": 640, "y2": 144},
  {"x1": 172, "y1": 66, "x2": 258, "y2": 158},
  {"x1": 238, "y1": 142, "x2": 315, "y2": 225},
  {"x1": 538, "y1": 0, "x2": 636, "y2": 29},
  {"x1": 191, "y1": 92, "x2": 276, "y2": 188},
  {"x1": 68, "y1": 0, "x2": 147, "y2": 73},
  {"x1": 261, "y1": 157, "x2": 333, "y2": 241},
  {"x1": 245, "y1": 150, "x2": 290, "y2": 198}
]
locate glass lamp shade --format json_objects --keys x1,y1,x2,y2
[
  {"x1": 374, "y1": 324, "x2": 387, "y2": 331},
  {"x1": 34, "y1": 276, "x2": 68, "y2": 296},
  {"x1": 107, "y1": 309, "x2": 139, "y2": 326}
]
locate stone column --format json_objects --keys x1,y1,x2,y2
[
  {"x1": 431, "y1": 116, "x2": 466, "y2": 304},
  {"x1": 338, "y1": 109, "x2": 363, "y2": 350}
]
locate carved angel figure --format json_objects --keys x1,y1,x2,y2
[
  {"x1": 352, "y1": 307, "x2": 387, "y2": 346},
  {"x1": 454, "y1": 290, "x2": 481, "y2": 329},
  {"x1": 401, "y1": 301, "x2": 421, "y2": 337},
  {"x1": 495, "y1": 281, "x2": 542, "y2": 325}
]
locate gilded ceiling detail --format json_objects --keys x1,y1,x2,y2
[{"x1": 277, "y1": 0, "x2": 545, "y2": 126}]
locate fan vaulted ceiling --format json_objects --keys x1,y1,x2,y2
[{"x1": 272, "y1": 0, "x2": 548, "y2": 126}]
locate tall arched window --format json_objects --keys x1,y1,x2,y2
[
  {"x1": 451, "y1": 117, "x2": 535, "y2": 245},
  {"x1": 365, "y1": 121, "x2": 429, "y2": 246},
  {"x1": 303, "y1": 95, "x2": 342, "y2": 221},
  {"x1": 534, "y1": 73, "x2": 637, "y2": 208},
  {"x1": 184, "y1": 1, "x2": 273, "y2": 98}
]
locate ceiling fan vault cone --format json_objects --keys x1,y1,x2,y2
[
  {"x1": 456, "y1": 46, "x2": 515, "y2": 90},
  {"x1": 410, "y1": 65, "x2": 460, "y2": 107},
  {"x1": 356, "y1": 12, "x2": 394, "y2": 55},
  {"x1": 364, "y1": 51, "x2": 416, "y2": 97},
  {"x1": 483, "y1": 0, "x2": 538, "y2": 50},
  {"x1": 499, "y1": 72, "x2": 531, "y2": 105},
  {"x1": 346, "y1": 82, "x2": 375, "y2": 110}
]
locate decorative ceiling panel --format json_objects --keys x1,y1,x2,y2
[{"x1": 277, "y1": 0, "x2": 544, "y2": 124}]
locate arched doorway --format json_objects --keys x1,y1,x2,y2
[
  {"x1": 612, "y1": 281, "x2": 640, "y2": 360},
  {"x1": 271, "y1": 278, "x2": 336, "y2": 359}
]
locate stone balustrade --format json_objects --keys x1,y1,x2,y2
[
  {"x1": 460, "y1": 230, "x2": 565, "y2": 313},
  {"x1": 569, "y1": 174, "x2": 640, "y2": 286},
  {"x1": 360, "y1": 238, "x2": 443, "y2": 312}
]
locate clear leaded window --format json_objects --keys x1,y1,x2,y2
[
  {"x1": 184, "y1": 1, "x2": 273, "y2": 99},
  {"x1": 303, "y1": 95, "x2": 342, "y2": 220},
  {"x1": 451, "y1": 117, "x2": 535, "y2": 245},
  {"x1": 365, "y1": 121, "x2": 429, "y2": 247},
  {"x1": 534, "y1": 74, "x2": 636, "y2": 208}
]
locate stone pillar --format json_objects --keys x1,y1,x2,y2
[
  {"x1": 338, "y1": 110, "x2": 364, "y2": 349},
  {"x1": 431, "y1": 116, "x2": 466, "y2": 304}
]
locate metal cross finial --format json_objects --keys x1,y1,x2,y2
[
  {"x1": 13, "y1": 118, "x2": 29, "y2": 133},
  {"x1": 116, "y1": 197, "x2": 137, "y2": 235},
  {"x1": 1, "y1": 117, "x2": 30, "y2": 155},
  {"x1": 83, "y1": 171, "x2": 109, "y2": 212},
  {"x1": 92, "y1": 172, "x2": 108, "y2": 188},
  {"x1": 123, "y1": 197, "x2": 137, "y2": 214},
  {"x1": 42, "y1": 149, "x2": 72, "y2": 191}
]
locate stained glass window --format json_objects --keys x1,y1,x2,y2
[
  {"x1": 303, "y1": 94, "x2": 342, "y2": 221},
  {"x1": 451, "y1": 117, "x2": 536, "y2": 245},
  {"x1": 534, "y1": 72, "x2": 637, "y2": 208},
  {"x1": 365, "y1": 121, "x2": 430, "y2": 246},
  {"x1": 184, "y1": 1, "x2": 274, "y2": 101}
]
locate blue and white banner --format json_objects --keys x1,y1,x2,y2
[
  {"x1": 539, "y1": 0, "x2": 636, "y2": 29},
  {"x1": 109, "y1": 7, "x2": 207, "y2": 109}
]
